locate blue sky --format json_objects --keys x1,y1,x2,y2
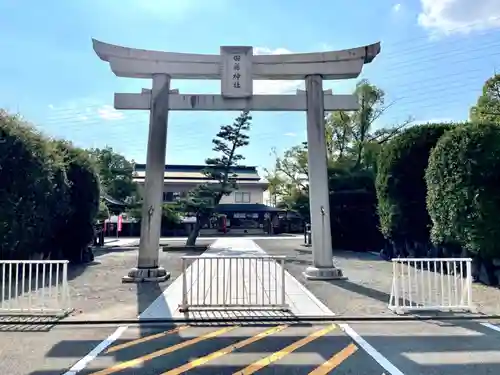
[{"x1": 1, "y1": 0, "x2": 500, "y2": 171}]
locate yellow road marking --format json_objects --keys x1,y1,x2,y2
[
  {"x1": 308, "y1": 343, "x2": 358, "y2": 375},
  {"x1": 233, "y1": 324, "x2": 337, "y2": 375},
  {"x1": 162, "y1": 325, "x2": 289, "y2": 375},
  {"x1": 106, "y1": 326, "x2": 188, "y2": 354},
  {"x1": 90, "y1": 326, "x2": 237, "y2": 375}
]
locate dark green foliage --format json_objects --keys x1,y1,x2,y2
[
  {"x1": 88, "y1": 146, "x2": 137, "y2": 203},
  {"x1": 329, "y1": 169, "x2": 384, "y2": 251},
  {"x1": 0, "y1": 111, "x2": 66, "y2": 258},
  {"x1": 426, "y1": 122, "x2": 500, "y2": 257},
  {"x1": 97, "y1": 201, "x2": 110, "y2": 221},
  {"x1": 376, "y1": 123, "x2": 454, "y2": 244},
  {"x1": 52, "y1": 141, "x2": 100, "y2": 262},
  {"x1": 0, "y1": 110, "x2": 100, "y2": 261},
  {"x1": 277, "y1": 193, "x2": 310, "y2": 221}
]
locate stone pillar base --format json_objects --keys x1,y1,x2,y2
[
  {"x1": 303, "y1": 266, "x2": 347, "y2": 280},
  {"x1": 122, "y1": 266, "x2": 171, "y2": 283}
]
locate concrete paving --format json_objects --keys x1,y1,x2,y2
[{"x1": 141, "y1": 238, "x2": 332, "y2": 319}]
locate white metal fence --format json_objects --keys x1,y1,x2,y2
[
  {"x1": 179, "y1": 256, "x2": 289, "y2": 312},
  {"x1": 0, "y1": 260, "x2": 71, "y2": 316},
  {"x1": 389, "y1": 258, "x2": 475, "y2": 314}
]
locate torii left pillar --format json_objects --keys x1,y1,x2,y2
[{"x1": 123, "y1": 74, "x2": 171, "y2": 283}]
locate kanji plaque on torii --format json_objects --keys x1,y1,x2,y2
[{"x1": 220, "y1": 46, "x2": 253, "y2": 98}]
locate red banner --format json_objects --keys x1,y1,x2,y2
[{"x1": 117, "y1": 215, "x2": 123, "y2": 232}]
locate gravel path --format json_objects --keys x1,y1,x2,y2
[{"x1": 67, "y1": 241, "x2": 214, "y2": 320}]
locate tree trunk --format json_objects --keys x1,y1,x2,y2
[{"x1": 186, "y1": 217, "x2": 202, "y2": 246}]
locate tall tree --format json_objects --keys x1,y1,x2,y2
[
  {"x1": 88, "y1": 146, "x2": 138, "y2": 202},
  {"x1": 266, "y1": 80, "x2": 410, "y2": 204},
  {"x1": 325, "y1": 111, "x2": 352, "y2": 162},
  {"x1": 182, "y1": 111, "x2": 251, "y2": 246},
  {"x1": 470, "y1": 74, "x2": 500, "y2": 124}
]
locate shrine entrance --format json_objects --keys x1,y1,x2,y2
[{"x1": 92, "y1": 39, "x2": 381, "y2": 283}]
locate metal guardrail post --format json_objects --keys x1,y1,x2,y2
[
  {"x1": 62, "y1": 262, "x2": 70, "y2": 312},
  {"x1": 304, "y1": 223, "x2": 312, "y2": 246},
  {"x1": 281, "y1": 258, "x2": 286, "y2": 308},
  {"x1": 180, "y1": 258, "x2": 188, "y2": 312}
]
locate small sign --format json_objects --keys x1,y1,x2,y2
[{"x1": 220, "y1": 46, "x2": 253, "y2": 98}]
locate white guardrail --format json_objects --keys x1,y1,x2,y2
[
  {"x1": 389, "y1": 258, "x2": 475, "y2": 314},
  {"x1": 179, "y1": 256, "x2": 289, "y2": 312},
  {"x1": 0, "y1": 260, "x2": 71, "y2": 316}
]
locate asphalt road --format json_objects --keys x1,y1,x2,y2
[
  {"x1": 34, "y1": 323, "x2": 388, "y2": 375},
  {"x1": 254, "y1": 238, "x2": 500, "y2": 375},
  {"x1": 5, "y1": 237, "x2": 500, "y2": 374}
]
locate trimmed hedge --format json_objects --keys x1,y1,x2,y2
[
  {"x1": 0, "y1": 111, "x2": 100, "y2": 261},
  {"x1": 52, "y1": 141, "x2": 100, "y2": 262},
  {"x1": 426, "y1": 122, "x2": 500, "y2": 258},
  {"x1": 329, "y1": 170, "x2": 384, "y2": 251},
  {"x1": 376, "y1": 123, "x2": 454, "y2": 245}
]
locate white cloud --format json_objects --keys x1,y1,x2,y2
[
  {"x1": 253, "y1": 47, "x2": 304, "y2": 94},
  {"x1": 48, "y1": 104, "x2": 54, "y2": 109},
  {"x1": 97, "y1": 105, "x2": 124, "y2": 121},
  {"x1": 418, "y1": 0, "x2": 500, "y2": 35},
  {"x1": 284, "y1": 132, "x2": 297, "y2": 137},
  {"x1": 392, "y1": 3, "x2": 401, "y2": 12}
]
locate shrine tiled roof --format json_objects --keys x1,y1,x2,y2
[{"x1": 133, "y1": 164, "x2": 261, "y2": 181}]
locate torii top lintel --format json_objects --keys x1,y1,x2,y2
[{"x1": 92, "y1": 39, "x2": 381, "y2": 80}]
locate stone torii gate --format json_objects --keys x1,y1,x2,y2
[{"x1": 92, "y1": 39, "x2": 381, "y2": 283}]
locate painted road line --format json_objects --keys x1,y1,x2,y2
[
  {"x1": 62, "y1": 326, "x2": 128, "y2": 375},
  {"x1": 233, "y1": 324, "x2": 337, "y2": 375},
  {"x1": 308, "y1": 342, "x2": 358, "y2": 375},
  {"x1": 89, "y1": 326, "x2": 237, "y2": 375},
  {"x1": 339, "y1": 324, "x2": 405, "y2": 375},
  {"x1": 106, "y1": 325, "x2": 188, "y2": 354},
  {"x1": 162, "y1": 325, "x2": 289, "y2": 375},
  {"x1": 481, "y1": 322, "x2": 500, "y2": 333}
]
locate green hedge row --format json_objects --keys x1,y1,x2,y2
[
  {"x1": 426, "y1": 122, "x2": 500, "y2": 257},
  {"x1": 376, "y1": 123, "x2": 453, "y2": 245},
  {"x1": 0, "y1": 111, "x2": 100, "y2": 261},
  {"x1": 377, "y1": 121, "x2": 500, "y2": 258},
  {"x1": 329, "y1": 169, "x2": 384, "y2": 251}
]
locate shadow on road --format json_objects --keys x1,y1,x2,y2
[{"x1": 27, "y1": 326, "x2": 500, "y2": 375}]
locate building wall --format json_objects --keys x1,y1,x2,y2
[
  {"x1": 136, "y1": 182, "x2": 266, "y2": 204},
  {"x1": 219, "y1": 186, "x2": 264, "y2": 204}
]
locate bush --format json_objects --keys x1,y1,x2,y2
[
  {"x1": 329, "y1": 170, "x2": 384, "y2": 251},
  {"x1": 52, "y1": 141, "x2": 100, "y2": 262},
  {"x1": 0, "y1": 111, "x2": 100, "y2": 261},
  {"x1": 376, "y1": 123, "x2": 454, "y2": 246},
  {"x1": 0, "y1": 111, "x2": 69, "y2": 259},
  {"x1": 426, "y1": 122, "x2": 500, "y2": 258}
]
